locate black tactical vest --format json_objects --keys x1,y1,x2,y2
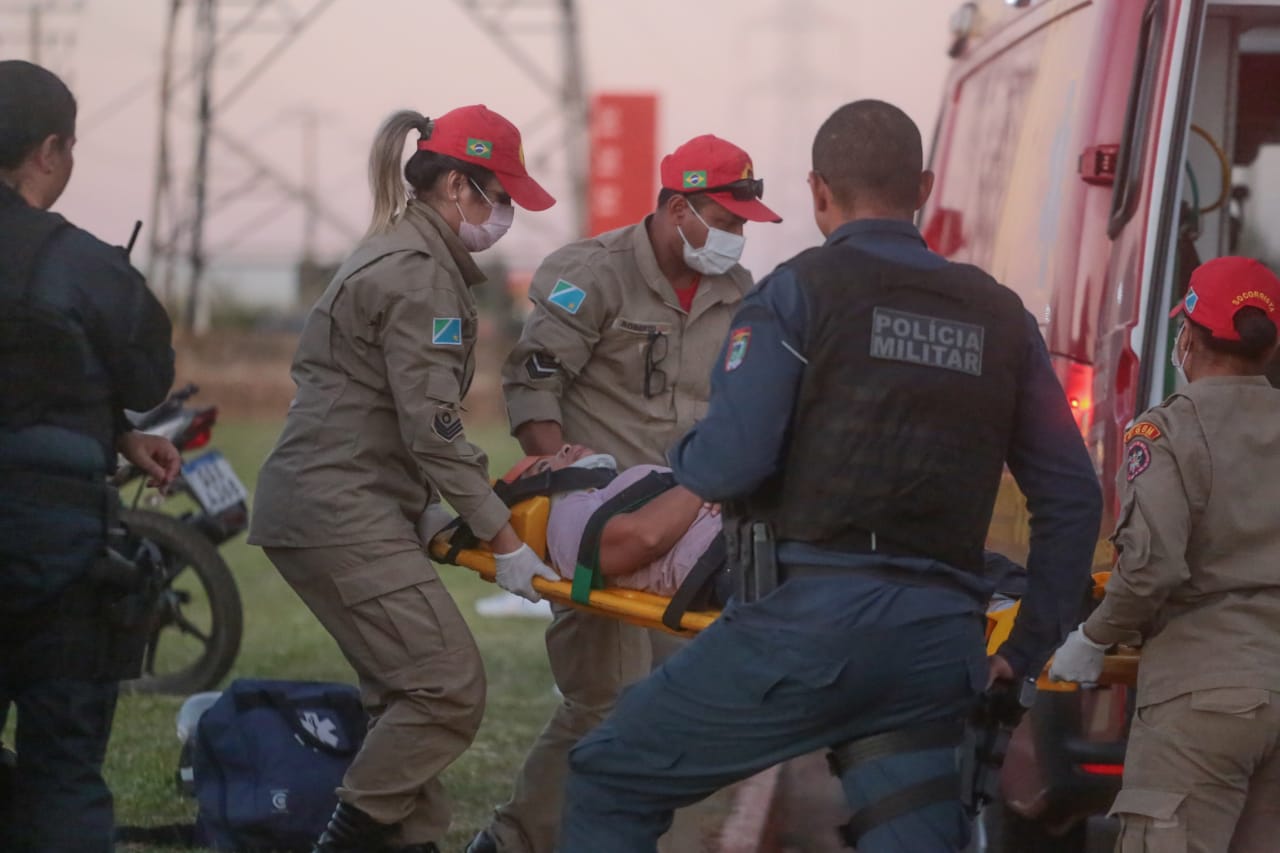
[
  {"x1": 744, "y1": 244, "x2": 1030, "y2": 576},
  {"x1": 0, "y1": 184, "x2": 99, "y2": 432}
]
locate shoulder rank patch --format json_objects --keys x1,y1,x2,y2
[
  {"x1": 1126, "y1": 440, "x2": 1152, "y2": 482},
  {"x1": 432, "y1": 408, "x2": 464, "y2": 442},
  {"x1": 548, "y1": 279, "x2": 586, "y2": 314},
  {"x1": 725, "y1": 327, "x2": 751, "y2": 372},
  {"x1": 525, "y1": 352, "x2": 559, "y2": 380},
  {"x1": 1124, "y1": 421, "x2": 1163, "y2": 444},
  {"x1": 431, "y1": 317, "x2": 462, "y2": 346}
]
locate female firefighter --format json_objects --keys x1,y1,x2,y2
[
  {"x1": 248, "y1": 105, "x2": 558, "y2": 853},
  {"x1": 1050, "y1": 256, "x2": 1280, "y2": 852}
]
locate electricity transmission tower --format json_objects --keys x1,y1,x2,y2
[
  {"x1": 146, "y1": 0, "x2": 350, "y2": 332},
  {"x1": 454, "y1": 0, "x2": 589, "y2": 238},
  {"x1": 147, "y1": 0, "x2": 585, "y2": 331},
  {"x1": 0, "y1": 0, "x2": 85, "y2": 74}
]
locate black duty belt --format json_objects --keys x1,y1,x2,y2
[
  {"x1": 0, "y1": 467, "x2": 108, "y2": 514},
  {"x1": 819, "y1": 529, "x2": 927, "y2": 561},
  {"x1": 779, "y1": 560, "x2": 987, "y2": 606}
]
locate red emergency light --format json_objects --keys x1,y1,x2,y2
[{"x1": 1078, "y1": 763, "x2": 1124, "y2": 777}]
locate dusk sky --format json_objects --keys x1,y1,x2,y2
[{"x1": 7, "y1": 0, "x2": 962, "y2": 303}]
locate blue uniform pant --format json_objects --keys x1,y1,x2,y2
[
  {"x1": 560, "y1": 577, "x2": 988, "y2": 853},
  {"x1": 0, "y1": 676, "x2": 118, "y2": 853},
  {"x1": 0, "y1": 575, "x2": 120, "y2": 853}
]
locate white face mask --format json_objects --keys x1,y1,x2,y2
[
  {"x1": 677, "y1": 203, "x2": 744, "y2": 276},
  {"x1": 455, "y1": 179, "x2": 513, "y2": 252},
  {"x1": 1170, "y1": 323, "x2": 1190, "y2": 384}
]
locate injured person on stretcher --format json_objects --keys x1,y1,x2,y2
[
  {"x1": 427, "y1": 453, "x2": 1139, "y2": 688},
  {"x1": 504, "y1": 444, "x2": 733, "y2": 608},
  {"x1": 497, "y1": 444, "x2": 1028, "y2": 609}
]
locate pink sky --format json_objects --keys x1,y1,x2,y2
[{"x1": 13, "y1": 0, "x2": 960, "y2": 285}]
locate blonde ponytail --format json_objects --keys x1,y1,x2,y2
[{"x1": 366, "y1": 109, "x2": 429, "y2": 237}]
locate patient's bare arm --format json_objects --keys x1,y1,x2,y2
[{"x1": 598, "y1": 486, "x2": 705, "y2": 577}]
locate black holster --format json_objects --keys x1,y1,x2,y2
[
  {"x1": 86, "y1": 499, "x2": 164, "y2": 680},
  {"x1": 726, "y1": 506, "x2": 778, "y2": 605},
  {"x1": 960, "y1": 677, "x2": 1036, "y2": 816}
]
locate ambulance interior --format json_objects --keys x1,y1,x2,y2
[{"x1": 1152, "y1": 2, "x2": 1280, "y2": 402}]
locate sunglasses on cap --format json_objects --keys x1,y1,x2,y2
[{"x1": 690, "y1": 178, "x2": 765, "y2": 202}]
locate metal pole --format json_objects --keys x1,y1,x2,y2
[
  {"x1": 187, "y1": 0, "x2": 215, "y2": 333},
  {"x1": 301, "y1": 108, "x2": 317, "y2": 262},
  {"x1": 559, "y1": 0, "x2": 587, "y2": 237},
  {"x1": 29, "y1": 1, "x2": 39, "y2": 63},
  {"x1": 147, "y1": 0, "x2": 182, "y2": 301}
]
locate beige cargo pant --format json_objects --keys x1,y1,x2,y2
[
  {"x1": 1111, "y1": 687, "x2": 1280, "y2": 852},
  {"x1": 485, "y1": 603, "x2": 653, "y2": 852},
  {"x1": 266, "y1": 539, "x2": 486, "y2": 846}
]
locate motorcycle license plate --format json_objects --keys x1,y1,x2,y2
[{"x1": 183, "y1": 451, "x2": 248, "y2": 516}]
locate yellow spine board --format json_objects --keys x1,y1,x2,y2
[{"x1": 435, "y1": 508, "x2": 1138, "y2": 685}]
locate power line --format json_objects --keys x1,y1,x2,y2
[
  {"x1": 453, "y1": 0, "x2": 588, "y2": 237},
  {"x1": 143, "y1": 0, "x2": 341, "y2": 332},
  {"x1": 0, "y1": 1, "x2": 85, "y2": 72},
  {"x1": 80, "y1": 0, "x2": 274, "y2": 134}
]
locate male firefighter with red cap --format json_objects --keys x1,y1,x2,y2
[{"x1": 469, "y1": 136, "x2": 781, "y2": 853}]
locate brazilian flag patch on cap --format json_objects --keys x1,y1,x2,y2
[
  {"x1": 466, "y1": 138, "x2": 493, "y2": 159},
  {"x1": 682, "y1": 170, "x2": 707, "y2": 189}
]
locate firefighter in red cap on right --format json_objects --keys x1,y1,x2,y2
[
  {"x1": 1050, "y1": 256, "x2": 1280, "y2": 851},
  {"x1": 474, "y1": 135, "x2": 781, "y2": 853}
]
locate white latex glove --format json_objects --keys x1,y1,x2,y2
[
  {"x1": 494, "y1": 544, "x2": 559, "y2": 603},
  {"x1": 1048, "y1": 624, "x2": 1110, "y2": 683}
]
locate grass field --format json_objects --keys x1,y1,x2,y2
[{"x1": 101, "y1": 420, "x2": 558, "y2": 851}]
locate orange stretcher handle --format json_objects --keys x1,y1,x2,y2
[
  {"x1": 428, "y1": 535, "x2": 718, "y2": 637},
  {"x1": 1034, "y1": 651, "x2": 1140, "y2": 692},
  {"x1": 986, "y1": 570, "x2": 1139, "y2": 691},
  {"x1": 435, "y1": 525, "x2": 1144, "y2": 686}
]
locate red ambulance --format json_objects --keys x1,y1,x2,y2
[{"x1": 926, "y1": 0, "x2": 1280, "y2": 848}]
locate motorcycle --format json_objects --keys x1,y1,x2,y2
[{"x1": 112, "y1": 383, "x2": 247, "y2": 695}]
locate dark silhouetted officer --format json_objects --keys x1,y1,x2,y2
[{"x1": 0, "y1": 60, "x2": 178, "y2": 853}]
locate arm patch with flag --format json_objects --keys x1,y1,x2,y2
[
  {"x1": 548, "y1": 280, "x2": 586, "y2": 314},
  {"x1": 432, "y1": 317, "x2": 463, "y2": 346},
  {"x1": 725, "y1": 327, "x2": 751, "y2": 371}
]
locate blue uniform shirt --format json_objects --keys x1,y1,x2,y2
[{"x1": 670, "y1": 219, "x2": 1103, "y2": 677}]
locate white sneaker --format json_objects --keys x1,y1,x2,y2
[{"x1": 475, "y1": 591, "x2": 553, "y2": 619}]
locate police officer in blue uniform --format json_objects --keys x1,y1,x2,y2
[
  {"x1": 0, "y1": 61, "x2": 179, "y2": 853},
  {"x1": 559, "y1": 100, "x2": 1103, "y2": 852}
]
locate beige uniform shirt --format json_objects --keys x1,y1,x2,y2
[
  {"x1": 502, "y1": 217, "x2": 752, "y2": 468},
  {"x1": 248, "y1": 201, "x2": 510, "y2": 548},
  {"x1": 1085, "y1": 375, "x2": 1280, "y2": 706}
]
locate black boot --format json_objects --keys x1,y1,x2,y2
[
  {"x1": 0, "y1": 746, "x2": 15, "y2": 828},
  {"x1": 312, "y1": 801, "x2": 397, "y2": 853},
  {"x1": 463, "y1": 829, "x2": 497, "y2": 853}
]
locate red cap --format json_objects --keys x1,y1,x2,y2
[
  {"x1": 418, "y1": 104, "x2": 555, "y2": 211},
  {"x1": 659, "y1": 134, "x2": 781, "y2": 223},
  {"x1": 1169, "y1": 256, "x2": 1280, "y2": 341}
]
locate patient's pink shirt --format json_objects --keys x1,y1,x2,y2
[{"x1": 546, "y1": 465, "x2": 722, "y2": 596}]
